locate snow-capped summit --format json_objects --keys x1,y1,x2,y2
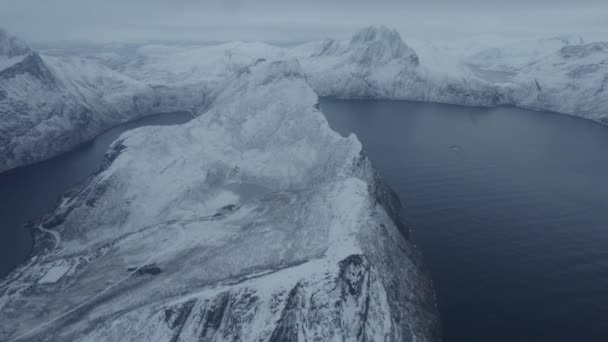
[
  {"x1": 298, "y1": 26, "x2": 427, "y2": 99},
  {"x1": 348, "y1": 26, "x2": 419, "y2": 66},
  {"x1": 0, "y1": 28, "x2": 31, "y2": 59},
  {"x1": 0, "y1": 59, "x2": 440, "y2": 341}
]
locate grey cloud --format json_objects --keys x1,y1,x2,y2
[{"x1": 0, "y1": 0, "x2": 607, "y2": 43}]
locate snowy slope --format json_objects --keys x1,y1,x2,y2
[
  {"x1": 0, "y1": 60, "x2": 440, "y2": 342},
  {"x1": 296, "y1": 26, "x2": 608, "y2": 122},
  {"x1": 0, "y1": 49, "x2": 94, "y2": 172},
  {"x1": 297, "y1": 26, "x2": 508, "y2": 106},
  {"x1": 4, "y1": 26, "x2": 606, "y2": 171},
  {"x1": 0, "y1": 30, "x2": 289, "y2": 172},
  {"x1": 0, "y1": 29, "x2": 156, "y2": 171},
  {"x1": 0, "y1": 50, "x2": 172, "y2": 172},
  {"x1": 486, "y1": 42, "x2": 608, "y2": 122}
]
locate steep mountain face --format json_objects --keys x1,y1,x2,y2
[
  {"x1": 0, "y1": 60, "x2": 440, "y2": 341},
  {"x1": 0, "y1": 30, "x2": 201, "y2": 172},
  {"x1": 346, "y1": 26, "x2": 419, "y2": 66},
  {"x1": 299, "y1": 26, "x2": 608, "y2": 122},
  {"x1": 300, "y1": 26, "x2": 423, "y2": 99},
  {"x1": 507, "y1": 42, "x2": 608, "y2": 122},
  {"x1": 3, "y1": 26, "x2": 606, "y2": 172},
  {"x1": 0, "y1": 30, "x2": 290, "y2": 172},
  {"x1": 0, "y1": 48, "x2": 92, "y2": 172},
  {"x1": 299, "y1": 26, "x2": 507, "y2": 106}
]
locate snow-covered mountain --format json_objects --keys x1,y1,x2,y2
[
  {"x1": 3, "y1": 26, "x2": 607, "y2": 172},
  {"x1": 298, "y1": 26, "x2": 608, "y2": 123},
  {"x1": 297, "y1": 26, "x2": 507, "y2": 106},
  {"x1": 0, "y1": 31, "x2": 195, "y2": 172},
  {"x1": 3, "y1": 22, "x2": 608, "y2": 342},
  {"x1": 499, "y1": 42, "x2": 608, "y2": 122},
  {"x1": 0, "y1": 60, "x2": 440, "y2": 341},
  {"x1": 0, "y1": 30, "x2": 289, "y2": 172},
  {"x1": 298, "y1": 26, "x2": 423, "y2": 99},
  {"x1": 0, "y1": 32, "x2": 92, "y2": 172}
]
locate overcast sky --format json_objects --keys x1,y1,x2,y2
[{"x1": 1, "y1": 0, "x2": 607, "y2": 43}]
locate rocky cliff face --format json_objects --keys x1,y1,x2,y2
[
  {"x1": 0, "y1": 49, "x2": 92, "y2": 172},
  {"x1": 0, "y1": 33, "x2": 200, "y2": 172},
  {"x1": 0, "y1": 60, "x2": 440, "y2": 341},
  {"x1": 347, "y1": 26, "x2": 419, "y2": 67}
]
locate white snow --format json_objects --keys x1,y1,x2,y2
[
  {"x1": 0, "y1": 59, "x2": 439, "y2": 341},
  {"x1": 37, "y1": 261, "x2": 71, "y2": 284},
  {"x1": 2, "y1": 25, "x2": 607, "y2": 340},
  {"x1": 3, "y1": 25, "x2": 608, "y2": 171}
]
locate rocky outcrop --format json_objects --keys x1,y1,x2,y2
[
  {"x1": 0, "y1": 47, "x2": 92, "y2": 172},
  {"x1": 347, "y1": 26, "x2": 419, "y2": 67}
]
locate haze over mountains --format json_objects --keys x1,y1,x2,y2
[
  {"x1": 2, "y1": 0, "x2": 608, "y2": 42},
  {"x1": 2, "y1": 26, "x2": 608, "y2": 172},
  {"x1": 1, "y1": 18, "x2": 608, "y2": 341},
  {"x1": 0, "y1": 49, "x2": 441, "y2": 342}
]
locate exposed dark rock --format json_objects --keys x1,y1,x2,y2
[
  {"x1": 127, "y1": 263, "x2": 162, "y2": 277},
  {"x1": 0, "y1": 53, "x2": 56, "y2": 85},
  {"x1": 269, "y1": 283, "x2": 303, "y2": 342},
  {"x1": 338, "y1": 254, "x2": 369, "y2": 297},
  {"x1": 200, "y1": 292, "x2": 230, "y2": 338},
  {"x1": 169, "y1": 299, "x2": 197, "y2": 342}
]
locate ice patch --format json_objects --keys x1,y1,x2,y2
[{"x1": 38, "y1": 261, "x2": 71, "y2": 284}]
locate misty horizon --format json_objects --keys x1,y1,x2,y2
[{"x1": 1, "y1": 0, "x2": 608, "y2": 44}]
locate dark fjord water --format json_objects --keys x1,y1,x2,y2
[
  {"x1": 321, "y1": 99, "x2": 608, "y2": 342},
  {"x1": 0, "y1": 112, "x2": 193, "y2": 277}
]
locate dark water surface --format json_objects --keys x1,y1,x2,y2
[
  {"x1": 0, "y1": 112, "x2": 193, "y2": 277},
  {"x1": 321, "y1": 99, "x2": 608, "y2": 342}
]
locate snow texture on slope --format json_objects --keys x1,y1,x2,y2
[
  {"x1": 298, "y1": 26, "x2": 508, "y2": 106},
  {"x1": 0, "y1": 29, "x2": 290, "y2": 172},
  {"x1": 0, "y1": 60, "x2": 440, "y2": 342},
  {"x1": 2, "y1": 26, "x2": 608, "y2": 172},
  {"x1": 298, "y1": 26, "x2": 608, "y2": 123}
]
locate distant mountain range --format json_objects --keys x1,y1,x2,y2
[{"x1": 2, "y1": 25, "x2": 607, "y2": 172}]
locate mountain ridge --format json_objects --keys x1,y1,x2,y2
[{"x1": 0, "y1": 59, "x2": 440, "y2": 342}]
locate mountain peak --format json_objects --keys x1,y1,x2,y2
[
  {"x1": 348, "y1": 26, "x2": 419, "y2": 66},
  {"x1": 0, "y1": 28, "x2": 31, "y2": 58},
  {"x1": 350, "y1": 26, "x2": 400, "y2": 44}
]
